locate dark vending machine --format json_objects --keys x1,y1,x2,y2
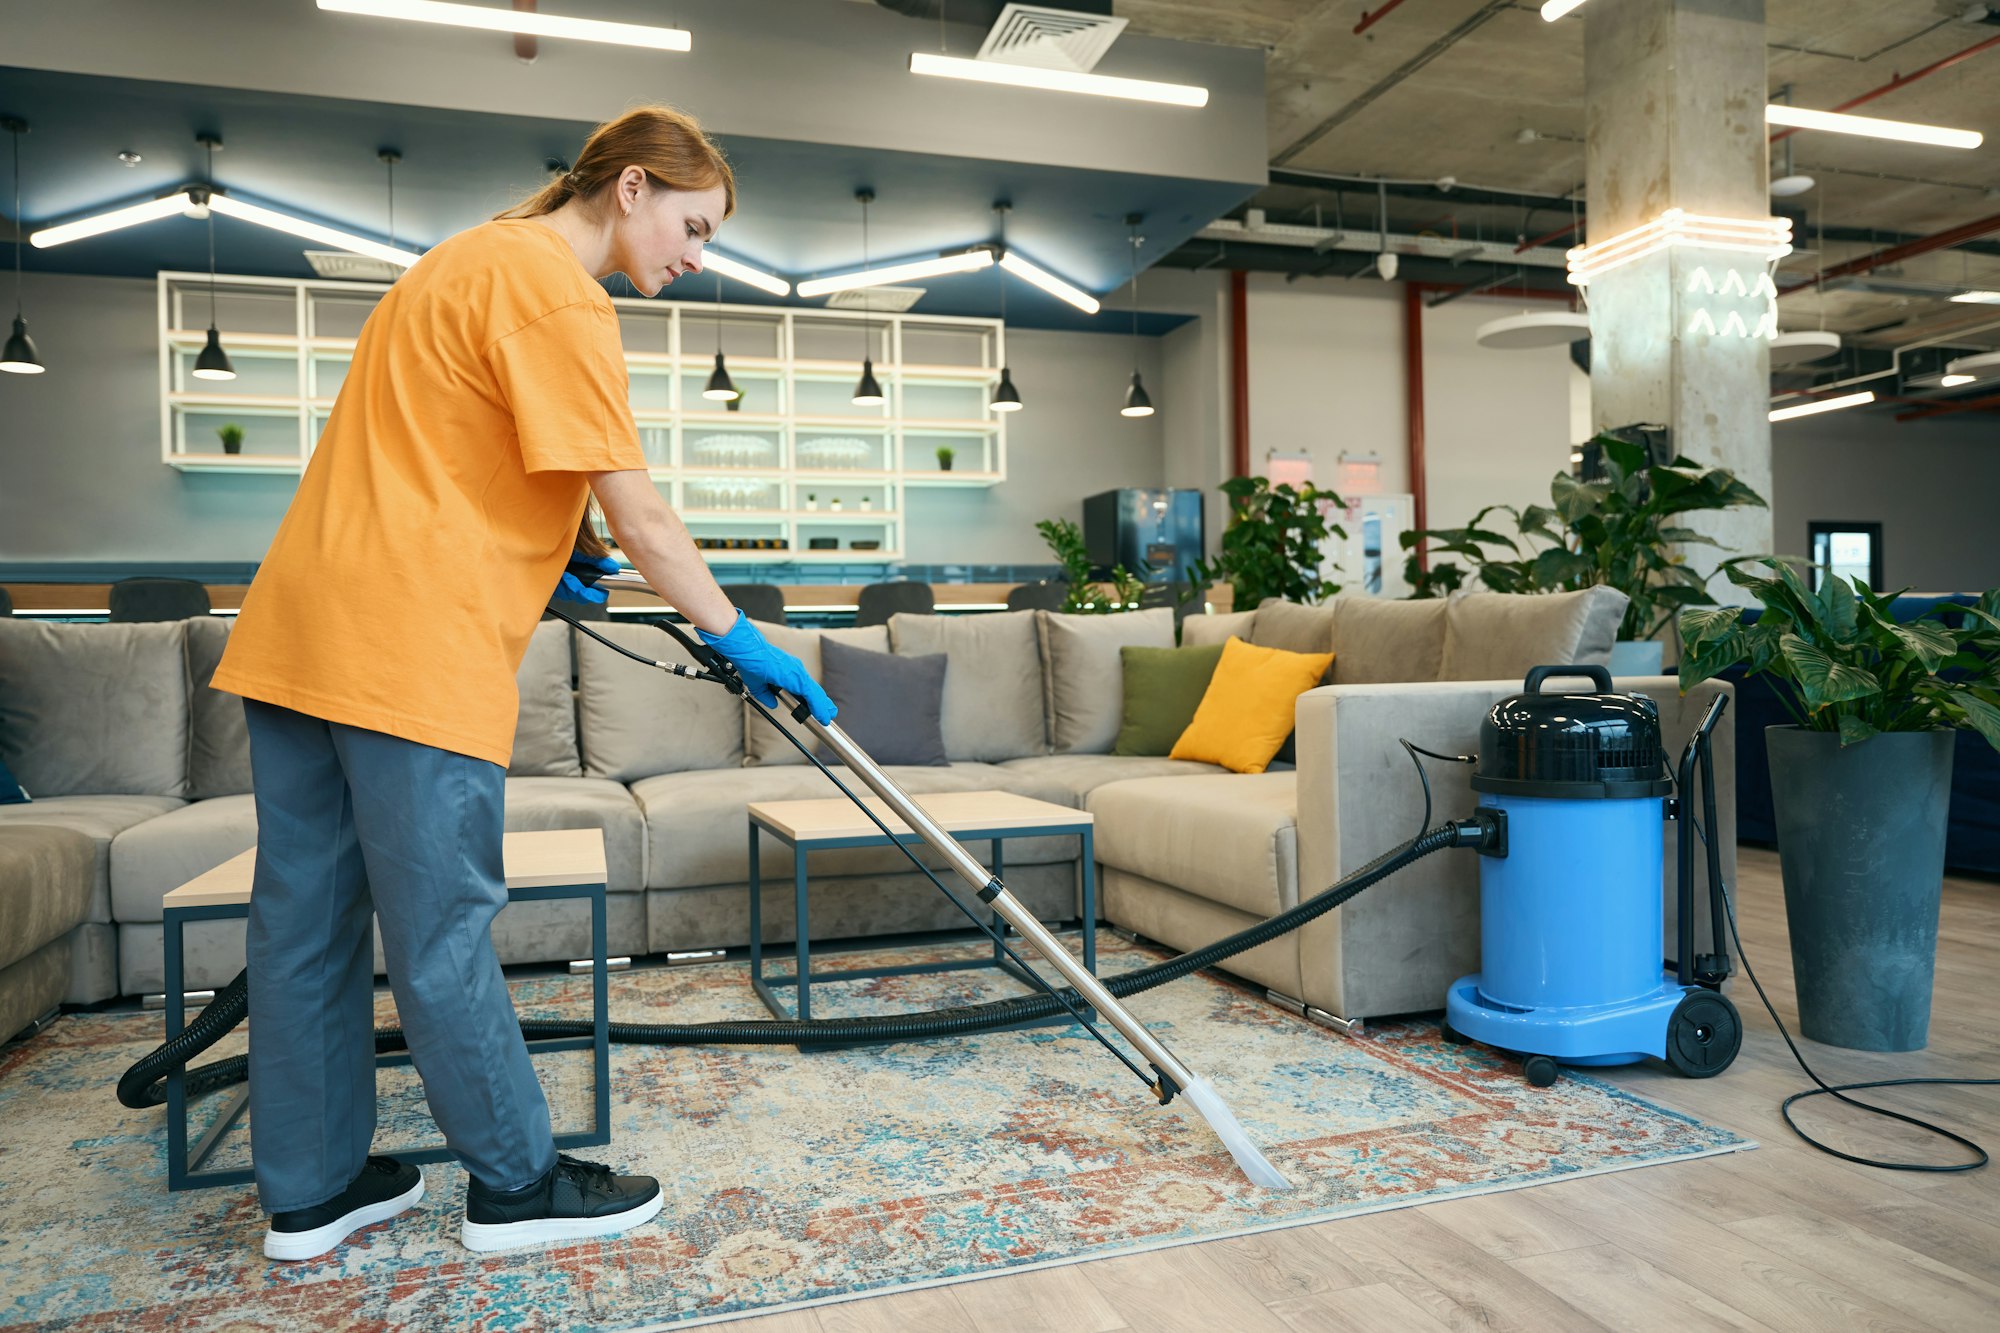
[{"x1": 1081, "y1": 489, "x2": 1205, "y2": 583}]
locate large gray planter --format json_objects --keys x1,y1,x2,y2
[{"x1": 1766, "y1": 726, "x2": 1954, "y2": 1051}]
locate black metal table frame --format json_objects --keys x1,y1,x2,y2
[
  {"x1": 162, "y1": 880, "x2": 611, "y2": 1192},
  {"x1": 747, "y1": 811, "x2": 1096, "y2": 1029}
]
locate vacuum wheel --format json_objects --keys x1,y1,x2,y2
[
  {"x1": 1439, "y1": 1019, "x2": 1473, "y2": 1046},
  {"x1": 1522, "y1": 1055, "x2": 1559, "y2": 1087},
  {"x1": 1665, "y1": 990, "x2": 1742, "y2": 1079}
]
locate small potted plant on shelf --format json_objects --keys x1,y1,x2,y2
[
  {"x1": 830, "y1": 496, "x2": 843, "y2": 512},
  {"x1": 935, "y1": 445, "x2": 955, "y2": 472},
  {"x1": 860, "y1": 494, "x2": 873, "y2": 512},
  {"x1": 217, "y1": 423, "x2": 245, "y2": 456},
  {"x1": 804, "y1": 492, "x2": 818, "y2": 512},
  {"x1": 1679, "y1": 563, "x2": 2000, "y2": 1052}
]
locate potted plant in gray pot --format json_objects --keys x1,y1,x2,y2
[
  {"x1": 1678, "y1": 561, "x2": 2000, "y2": 1050},
  {"x1": 1402, "y1": 435, "x2": 1767, "y2": 674}
]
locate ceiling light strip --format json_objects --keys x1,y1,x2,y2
[
  {"x1": 796, "y1": 250, "x2": 994, "y2": 299},
  {"x1": 1540, "y1": 0, "x2": 1589, "y2": 19},
  {"x1": 1949, "y1": 290, "x2": 2000, "y2": 304},
  {"x1": 701, "y1": 250, "x2": 791, "y2": 297},
  {"x1": 316, "y1": 0, "x2": 690, "y2": 51},
  {"x1": 30, "y1": 194, "x2": 192, "y2": 248},
  {"x1": 1567, "y1": 208, "x2": 1791, "y2": 285},
  {"x1": 205, "y1": 194, "x2": 420, "y2": 267},
  {"x1": 1763, "y1": 103, "x2": 1981, "y2": 150},
  {"x1": 908, "y1": 52, "x2": 1207, "y2": 108},
  {"x1": 1768, "y1": 390, "x2": 1875, "y2": 422},
  {"x1": 997, "y1": 251, "x2": 1101, "y2": 314}
]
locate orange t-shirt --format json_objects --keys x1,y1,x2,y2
[{"x1": 212, "y1": 218, "x2": 647, "y2": 766}]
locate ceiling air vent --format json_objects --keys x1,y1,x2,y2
[
  {"x1": 977, "y1": 3, "x2": 1127, "y2": 71},
  {"x1": 302, "y1": 249, "x2": 403, "y2": 282},
  {"x1": 824, "y1": 285, "x2": 927, "y2": 313}
]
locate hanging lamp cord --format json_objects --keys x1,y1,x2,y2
[
  {"x1": 1128, "y1": 220, "x2": 1141, "y2": 368},
  {"x1": 11, "y1": 125, "x2": 21, "y2": 319},
  {"x1": 205, "y1": 140, "x2": 218, "y2": 328}
]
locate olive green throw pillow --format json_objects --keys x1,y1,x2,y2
[{"x1": 1112, "y1": 642, "x2": 1227, "y2": 756}]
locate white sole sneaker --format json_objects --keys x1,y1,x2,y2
[
  {"x1": 459, "y1": 1189, "x2": 665, "y2": 1253},
  {"x1": 263, "y1": 1169, "x2": 426, "y2": 1261}
]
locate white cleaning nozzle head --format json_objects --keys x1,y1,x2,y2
[{"x1": 1180, "y1": 1076, "x2": 1294, "y2": 1190}]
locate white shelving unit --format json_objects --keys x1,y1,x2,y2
[{"x1": 159, "y1": 272, "x2": 1011, "y2": 564}]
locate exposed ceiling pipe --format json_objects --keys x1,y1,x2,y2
[
  {"x1": 1780, "y1": 210, "x2": 2000, "y2": 296},
  {"x1": 1353, "y1": 0, "x2": 1414, "y2": 36},
  {"x1": 512, "y1": 0, "x2": 536, "y2": 62},
  {"x1": 1517, "y1": 220, "x2": 1582, "y2": 253},
  {"x1": 872, "y1": 1, "x2": 1111, "y2": 20},
  {"x1": 1894, "y1": 389, "x2": 2000, "y2": 422},
  {"x1": 1770, "y1": 31, "x2": 2000, "y2": 143}
]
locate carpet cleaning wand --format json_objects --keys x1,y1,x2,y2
[{"x1": 595, "y1": 572, "x2": 1291, "y2": 1190}]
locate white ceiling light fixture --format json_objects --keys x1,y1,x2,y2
[
  {"x1": 205, "y1": 194, "x2": 419, "y2": 268},
  {"x1": 315, "y1": 0, "x2": 690, "y2": 52},
  {"x1": 701, "y1": 249, "x2": 790, "y2": 297},
  {"x1": 1946, "y1": 350, "x2": 2000, "y2": 380},
  {"x1": 1764, "y1": 103, "x2": 1982, "y2": 150},
  {"x1": 34, "y1": 186, "x2": 420, "y2": 268},
  {"x1": 1949, "y1": 290, "x2": 2000, "y2": 304},
  {"x1": 908, "y1": 54, "x2": 1207, "y2": 108},
  {"x1": 1769, "y1": 389, "x2": 1875, "y2": 422},
  {"x1": 796, "y1": 249, "x2": 994, "y2": 300},
  {"x1": 1540, "y1": 0, "x2": 1590, "y2": 20},
  {"x1": 29, "y1": 193, "x2": 191, "y2": 249},
  {"x1": 1940, "y1": 373, "x2": 1977, "y2": 387},
  {"x1": 996, "y1": 250, "x2": 1100, "y2": 314},
  {"x1": 1476, "y1": 310, "x2": 1591, "y2": 348},
  {"x1": 1567, "y1": 209, "x2": 1792, "y2": 285},
  {"x1": 1769, "y1": 329, "x2": 1842, "y2": 366}
]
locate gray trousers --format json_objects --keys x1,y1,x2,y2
[{"x1": 243, "y1": 699, "x2": 557, "y2": 1212}]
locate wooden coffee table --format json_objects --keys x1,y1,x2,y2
[
  {"x1": 158, "y1": 828, "x2": 611, "y2": 1191},
  {"x1": 745, "y1": 790, "x2": 1097, "y2": 1028}
]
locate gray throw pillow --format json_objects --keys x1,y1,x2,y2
[{"x1": 815, "y1": 638, "x2": 949, "y2": 767}]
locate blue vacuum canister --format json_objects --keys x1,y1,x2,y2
[{"x1": 1443, "y1": 664, "x2": 1741, "y2": 1087}]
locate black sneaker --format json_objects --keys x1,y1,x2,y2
[
  {"x1": 264, "y1": 1156, "x2": 425, "y2": 1261},
  {"x1": 460, "y1": 1154, "x2": 662, "y2": 1252}
]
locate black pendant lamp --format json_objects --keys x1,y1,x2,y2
[
  {"x1": 1, "y1": 117, "x2": 44, "y2": 375},
  {"x1": 190, "y1": 135, "x2": 235, "y2": 382},
  {"x1": 989, "y1": 202, "x2": 1023, "y2": 413},
  {"x1": 851, "y1": 188, "x2": 885, "y2": 406},
  {"x1": 1119, "y1": 214, "x2": 1154, "y2": 418},
  {"x1": 702, "y1": 274, "x2": 740, "y2": 401}
]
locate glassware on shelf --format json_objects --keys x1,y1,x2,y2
[
  {"x1": 795, "y1": 436, "x2": 874, "y2": 470},
  {"x1": 687, "y1": 477, "x2": 773, "y2": 510},
  {"x1": 688, "y1": 433, "x2": 776, "y2": 468}
]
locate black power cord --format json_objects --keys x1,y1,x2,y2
[
  {"x1": 1398, "y1": 739, "x2": 1477, "y2": 840},
  {"x1": 1694, "y1": 813, "x2": 1995, "y2": 1172}
]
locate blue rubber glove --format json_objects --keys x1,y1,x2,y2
[
  {"x1": 696, "y1": 609, "x2": 838, "y2": 723},
  {"x1": 554, "y1": 550, "x2": 620, "y2": 604}
]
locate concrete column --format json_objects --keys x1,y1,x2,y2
[{"x1": 1584, "y1": 0, "x2": 1775, "y2": 579}]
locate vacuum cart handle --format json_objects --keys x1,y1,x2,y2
[{"x1": 1524, "y1": 664, "x2": 1615, "y2": 695}]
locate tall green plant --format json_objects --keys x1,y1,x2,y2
[
  {"x1": 1400, "y1": 436, "x2": 1766, "y2": 640},
  {"x1": 1034, "y1": 517, "x2": 1146, "y2": 614},
  {"x1": 1678, "y1": 560, "x2": 2000, "y2": 750},
  {"x1": 1185, "y1": 475, "x2": 1345, "y2": 609}
]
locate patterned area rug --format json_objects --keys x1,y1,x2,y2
[{"x1": 0, "y1": 934, "x2": 1750, "y2": 1331}]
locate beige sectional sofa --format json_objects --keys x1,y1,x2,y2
[{"x1": 0, "y1": 586, "x2": 1733, "y2": 1040}]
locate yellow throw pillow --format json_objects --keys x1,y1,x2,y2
[{"x1": 1169, "y1": 635, "x2": 1335, "y2": 774}]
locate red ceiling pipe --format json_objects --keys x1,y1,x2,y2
[
  {"x1": 1403, "y1": 282, "x2": 1427, "y2": 565},
  {"x1": 513, "y1": 0, "x2": 537, "y2": 61},
  {"x1": 1771, "y1": 32, "x2": 2000, "y2": 143},
  {"x1": 1516, "y1": 219, "x2": 1582, "y2": 253},
  {"x1": 1354, "y1": 0, "x2": 1413, "y2": 36},
  {"x1": 1408, "y1": 280, "x2": 1577, "y2": 304},
  {"x1": 1780, "y1": 210, "x2": 2000, "y2": 295},
  {"x1": 1894, "y1": 390, "x2": 2000, "y2": 423},
  {"x1": 1230, "y1": 269, "x2": 1251, "y2": 477}
]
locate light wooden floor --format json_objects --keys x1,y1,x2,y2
[{"x1": 728, "y1": 848, "x2": 2000, "y2": 1333}]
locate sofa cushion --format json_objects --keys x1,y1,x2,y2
[
  {"x1": 1330, "y1": 596, "x2": 1450, "y2": 684},
  {"x1": 995, "y1": 753, "x2": 1225, "y2": 807},
  {"x1": 889, "y1": 611, "x2": 1046, "y2": 762},
  {"x1": 1180, "y1": 609, "x2": 1256, "y2": 648},
  {"x1": 817, "y1": 639, "x2": 948, "y2": 767},
  {"x1": 1088, "y1": 772, "x2": 1299, "y2": 918},
  {"x1": 510, "y1": 620, "x2": 581, "y2": 778},
  {"x1": 501, "y1": 776, "x2": 648, "y2": 893},
  {"x1": 1112, "y1": 643, "x2": 1226, "y2": 756},
  {"x1": 745, "y1": 621, "x2": 891, "y2": 766},
  {"x1": 631, "y1": 763, "x2": 1077, "y2": 890},
  {"x1": 110, "y1": 795, "x2": 258, "y2": 925},
  {"x1": 0, "y1": 825, "x2": 94, "y2": 973},
  {"x1": 0, "y1": 795, "x2": 186, "y2": 925},
  {"x1": 1171, "y1": 638, "x2": 1334, "y2": 775},
  {"x1": 1438, "y1": 586, "x2": 1628, "y2": 683},
  {"x1": 577, "y1": 621, "x2": 744, "y2": 781},
  {"x1": 1252, "y1": 598, "x2": 1338, "y2": 655},
  {"x1": 184, "y1": 616, "x2": 253, "y2": 799},
  {"x1": 1038, "y1": 608, "x2": 1176, "y2": 755},
  {"x1": 0, "y1": 620, "x2": 192, "y2": 799}
]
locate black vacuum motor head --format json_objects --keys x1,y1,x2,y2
[{"x1": 1472, "y1": 664, "x2": 1671, "y2": 799}]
